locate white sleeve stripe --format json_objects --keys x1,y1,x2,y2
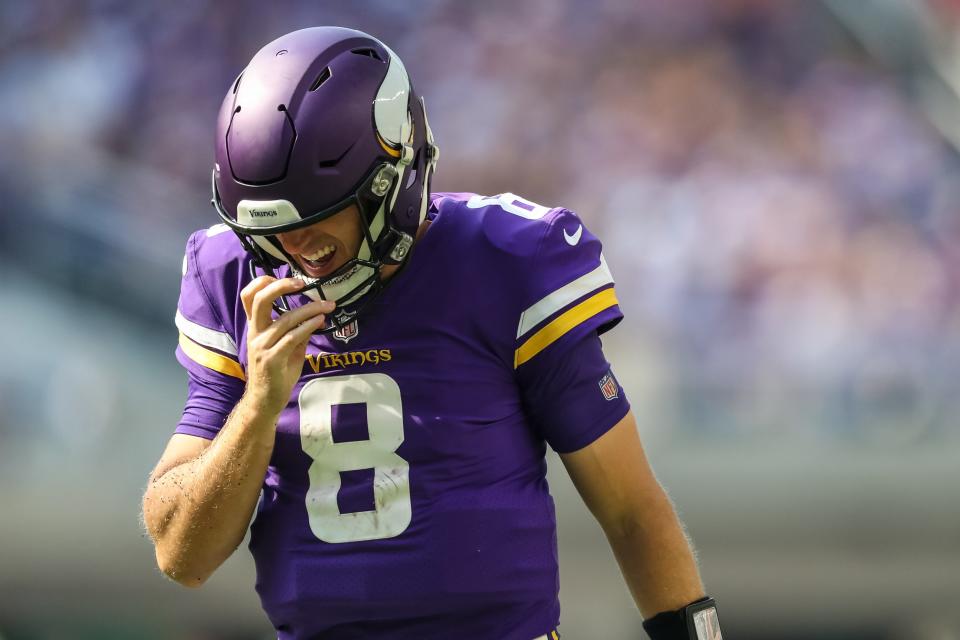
[
  {"x1": 175, "y1": 310, "x2": 239, "y2": 356},
  {"x1": 517, "y1": 255, "x2": 614, "y2": 339}
]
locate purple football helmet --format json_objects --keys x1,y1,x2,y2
[{"x1": 211, "y1": 27, "x2": 439, "y2": 323}]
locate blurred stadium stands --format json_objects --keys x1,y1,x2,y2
[{"x1": 1, "y1": 1, "x2": 958, "y2": 638}]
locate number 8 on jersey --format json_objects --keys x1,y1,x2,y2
[{"x1": 299, "y1": 373, "x2": 411, "y2": 543}]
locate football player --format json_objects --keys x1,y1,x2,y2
[{"x1": 142, "y1": 27, "x2": 722, "y2": 640}]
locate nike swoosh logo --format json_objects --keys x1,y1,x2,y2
[{"x1": 563, "y1": 224, "x2": 583, "y2": 246}]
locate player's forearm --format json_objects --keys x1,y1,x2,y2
[
  {"x1": 603, "y1": 489, "x2": 705, "y2": 619},
  {"x1": 144, "y1": 392, "x2": 279, "y2": 586}
]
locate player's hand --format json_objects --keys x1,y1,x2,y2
[{"x1": 240, "y1": 276, "x2": 334, "y2": 415}]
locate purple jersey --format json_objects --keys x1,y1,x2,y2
[{"x1": 173, "y1": 192, "x2": 629, "y2": 640}]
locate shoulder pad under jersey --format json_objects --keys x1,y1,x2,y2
[{"x1": 430, "y1": 192, "x2": 623, "y2": 369}]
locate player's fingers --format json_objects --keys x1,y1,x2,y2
[
  {"x1": 240, "y1": 276, "x2": 276, "y2": 322},
  {"x1": 272, "y1": 313, "x2": 329, "y2": 355},
  {"x1": 290, "y1": 317, "x2": 322, "y2": 354},
  {"x1": 249, "y1": 278, "x2": 307, "y2": 333},
  {"x1": 259, "y1": 299, "x2": 335, "y2": 347}
]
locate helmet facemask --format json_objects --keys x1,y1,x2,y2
[{"x1": 213, "y1": 160, "x2": 408, "y2": 330}]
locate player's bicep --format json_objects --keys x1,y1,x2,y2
[
  {"x1": 559, "y1": 410, "x2": 664, "y2": 530},
  {"x1": 150, "y1": 433, "x2": 212, "y2": 483}
]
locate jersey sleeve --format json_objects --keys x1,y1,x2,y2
[
  {"x1": 511, "y1": 206, "x2": 628, "y2": 452},
  {"x1": 174, "y1": 226, "x2": 247, "y2": 439},
  {"x1": 518, "y1": 332, "x2": 630, "y2": 454},
  {"x1": 513, "y1": 207, "x2": 623, "y2": 369}
]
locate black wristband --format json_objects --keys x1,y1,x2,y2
[{"x1": 642, "y1": 596, "x2": 721, "y2": 640}]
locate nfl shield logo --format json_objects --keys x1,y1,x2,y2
[
  {"x1": 332, "y1": 311, "x2": 359, "y2": 344},
  {"x1": 599, "y1": 371, "x2": 619, "y2": 401}
]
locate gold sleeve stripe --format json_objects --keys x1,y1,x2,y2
[
  {"x1": 514, "y1": 287, "x2": 618, "y2": 368},
  {"x1": 178, "y1": 332, "x2": 246, "y2": 381},
  {"x1": 552, "y1": 631, "x2": 560, "y2": 640}
]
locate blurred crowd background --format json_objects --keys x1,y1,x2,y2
[{"x1": 1, "y1": 1, "x2": 958, "y2": 639}]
